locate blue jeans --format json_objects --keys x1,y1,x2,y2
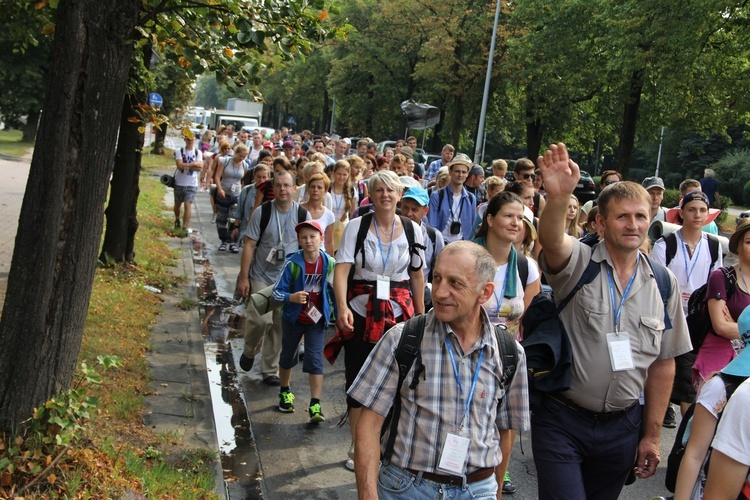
[
  {"x1": 531, "y1": 395, "x2": 642, "y2": 500},
  {"x1": 279, "y1": 319, "x2": 325, "y2": 375},
  {"x1": 377, "y1": 463, "x2": 497, "y2": 499}
]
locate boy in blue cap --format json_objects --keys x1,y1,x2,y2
[{"x1": 272, "y1": 220, "x2": 337, "y2": 422}]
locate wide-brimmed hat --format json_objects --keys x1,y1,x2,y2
[
  {"x1": 730, "y1": 218, "x2": 750, "y2": 254},
  {"x1": 447, "y1": 153, "x2": 472, "y2": 169},
  {"x1": 721, "y1": 306, "x2": 750, "y2": 377}
]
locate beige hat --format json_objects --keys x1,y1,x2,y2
[
  {"x1": 730, "y1": 218, "x2": 750, "y2": 254},
  {"x1": 447, "y1": 153, "x2": 472, "y2": 168}
]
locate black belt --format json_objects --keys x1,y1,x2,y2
[
  {"x1": 406, "y1": 467, "x2": 495, "y2": 486},
  {"x1": 548, "y1": 393, "x2": 638, "y2": 422}
]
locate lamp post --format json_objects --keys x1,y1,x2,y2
[
  {"x1": 473, "y1": 0, "x2": 502, "y2": 164},
  {"x1": 655, "y1": 126, "x2": 665, "y2": 178}
]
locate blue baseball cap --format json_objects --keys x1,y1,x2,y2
[
  {"x1": 721, "y1": 305, "x2": 750, "y2": 377},
  {"x1": 402, "y1": 186, "x2": 429, "y2": 207}
]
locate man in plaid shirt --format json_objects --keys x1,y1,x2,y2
[{"x1": 348, "y1": 241, "x2": 530, "y2": 499}]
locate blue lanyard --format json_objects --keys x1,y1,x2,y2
[
  {"x1": 678, "y1": 232, "x2": 702, "y2": 282},
  {"x1": 373, "y1": 217, "x2": 395, "y2": 272},
  {"x1": 274, "y1": 204, "x2": 294, "y2": 246},
  {"x1": 445, "y1": 338, "x2": 484, "y2": 426},
  {"x1": 606, "y1": 254, "x2": 640, "y2": 332},
  {"x1": 493, "y1": 263, "x2": 511, "y2": 313}
]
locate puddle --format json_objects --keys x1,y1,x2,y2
[{"x1": 195, "y1": 235, "x2": 261, "y2": 499}]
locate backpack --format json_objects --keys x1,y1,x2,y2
[
  {"x1": 521, "y1": 254, "x2": 672, "y2": 406},
  {"x1": 685, "y1": 266, "x2": 736, "y2": 352},
  {"x1": 380, "y1": 314, "x2": 518, "y2": 465},
  {"x1": 663, "y1": 232, "x2": 720, "y2": 271},
  {"x1": 256, "y1": 200, "x2": 308, "y2": 244},
  {"x1": 349, "y1": 212, "x2": 425, "y2": 285}
]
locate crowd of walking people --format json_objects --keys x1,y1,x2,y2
[{"x1": 172, "y1": 126, "x2": 749, "y2": 500}]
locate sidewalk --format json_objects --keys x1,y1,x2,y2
[{"x1": 0, "y1": 153, "x2": 32, "y2": 314}]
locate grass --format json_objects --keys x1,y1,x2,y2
[
  {"x1": 0, "y1": 129, "x2": 34, "y2": 157},
  {"x1": 0, "y1": 174, "x2": 220, "y2": 499}
]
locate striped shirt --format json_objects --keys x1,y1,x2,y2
[{"x1": 348, "y1": 309, "x2": 530, "y2": 474}]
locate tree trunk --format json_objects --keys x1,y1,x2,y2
[
  {"x1": 151, "y1": 123, "x2": 166, "y2": 155},
  {"x1": 22, "y1": 109, "x2": 40, "y2": 142},
  {"x1": 99, "y1": 93, "x2": 144, "y2": 263},
  {"x1": 616, "y1": 69, "x2": 645, "y2": 179},
  {"x1": 449, "y1": 94, "x2": 463, "y2": 148},
  {"x1": 0, "y1": 0, "x2": 139, "y2": 434}
]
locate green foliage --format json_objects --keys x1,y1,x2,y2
[
  {"x1": 714, "y1": 148, "x2": 750, "y2": 205},
  {"x1": 662, "y1": 189, "x2": 681, "y2": 209},
  {"x1": 0, "y1": 356, "x2": 121, "y2": 493},
  {"x1": 744, "y1": 180, "x2": 750, "y2": 206}
]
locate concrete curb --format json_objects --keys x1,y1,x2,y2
[{"x1": 142, "y1": 236, "x2": 226, "y2": 499}]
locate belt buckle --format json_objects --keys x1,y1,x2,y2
[{"x1": 447, "y1": 475, "x2": 462, "y2": 486}]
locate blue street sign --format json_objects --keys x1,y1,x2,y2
[{"x1": 149, "y1": 92, "x2": 163, "y2": 108}]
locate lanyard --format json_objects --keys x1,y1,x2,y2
[
  {"x1": 274, "y1": 204, "x2": 294, "y2": 247},
  {"x1": 373, "y1": 217, "x2": 396, "y2": 272},
  {"x1": 449, "y1": 189, "x2": 464, "y2": 222},
  {"x1": 678, "y1": 232, "x2": 702, "y2": 282},
  {"x1": 606, "y1": 253, "x2": 640, "y2": 332},
  {"x1": 333, "y1": 189, "x2": 344, "y2": 215},
  {"x1": 493, "y1": 262, "x2": 512, "y2": 312},
  {"x1": 445, "y1": 338, "x2": 484, "y2": 427}
]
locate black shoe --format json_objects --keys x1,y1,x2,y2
[
  {"x1": 239, "y1": 354, "x2": 254, "y2": 371},
  {"x1": 263, "y1": 375, "x2": 281, "y2": 386},
  {"x1": 502, "y1": 471, "x2": 517, "y2": 494},
  {"x1": 663, "y1": 405, "x2": 677, "y2": 428}
]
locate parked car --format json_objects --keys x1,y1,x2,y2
[
  {"x1": 574, "y1": 170, "x2": 597, "y2": 203},
  {"x1": 737, "y1": 210, "x2": 750, "y2": 227}
]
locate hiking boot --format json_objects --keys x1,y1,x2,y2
[
  {"x1": 663, "y1": 405, "x2": 677, "y2": 428},
  {"x1": 238, "y1": 354, "x2": 254, "y2": 371},
  {"x1": 503, "y1": 471, "x2": 517, "y2": 494},
  {"x1": 218, "y1": 242, "x2": 227, "y2": 252},
  {"x1": 308, "y1": 403, "x2": 325, "y2": 423},
  {"x1": 278, "y1": 390, "x2": 295, "y2": 412}
]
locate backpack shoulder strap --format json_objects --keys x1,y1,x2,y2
[
  {"x1": 557, "y1": 258, "x2": 601, "y2": 313},
  {"x1": 355, "y1": 212, "x2": 374, "y2": 270},
  {"x1": 495, "y1": 326, "x2": 518, "y2": 390},
  {"x1": 425, "y1": 226, "x2": 438, "y2": 280},
  {"x1": 517, "y1": 253, "x2": 529, "y2": 291},
  {"x1": 438, "y1": 187, "x2": 446, "y2": 213},
  {"x1": 381, "y1": 314, "x2": 427, "y2": 465},
  {"x1": 664, "y1": 233, "x2": 677, "y2": 267},
  {"x1": 400, "y1": 216, "x2": 426, "y2": 273},
  {"x1": 645, "y1": 255, "x2": 674, "y2": 330},
  {"x1": 258, "y1": 201, "x2": 273, "y2": 242}
]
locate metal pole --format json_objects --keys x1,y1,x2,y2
[
  {"x1": 473, "y1": 0, "x2": 502, "y2": 163},
  {"x1": 330, "y1": 97, "x2": 336, "y2": 135},
  {"x1": 655, "y1": 126, "x2": 665, "y2": 178}
]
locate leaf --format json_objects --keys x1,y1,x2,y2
[
  {"x1": 1, "y1": 471, "x2": 11, "y2": 486},
  {"x1": 317, "y1": 10, "x2": 328, "y2": 21},
  {"x1": 127, "y1": 117, "x2": 140, "y2": 123},
  {"x1": 34, "y1": 1, "x2": 46, "y2": 9},
  {"x1": 223, "y1": 47, "x2": 234, "y2": 58},
  {"x1": 138, "y1": 126, "x2": 146, "y2": 133},
  {"x1": 48, "y1": 473, "x2": 57, "y2": 484},
  {"x1": 41, "y1": 22, "x2": 55, "y2": 35}
]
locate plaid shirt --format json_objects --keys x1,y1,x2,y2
[{"x1": 348, "y1": 309, "x2": 530, "y2": 474}]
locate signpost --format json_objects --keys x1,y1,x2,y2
[{"x1": 148, "y1": 92, "x2": 163, "y2": 108}]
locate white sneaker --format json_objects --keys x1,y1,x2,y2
[
  {"x1": 211, "y1": 213, "x2": 217, "y2": 223},
  {"x1": 345, "y1": 458, "x2": 354, "y2": 471}
]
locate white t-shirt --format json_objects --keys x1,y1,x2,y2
[
  {"x1": 174, "y1": 147, "x2": 203, "y2": 187},
  {"x1": 296, "y1": 184, "x2": 333, "y2": 207},
  {"x1": 696, "y1": 374, "x2": 729, "y2": 419},
  {"x1": 486, "y1": 257, "x2": 541, "y2": 337},
  {"x1": 311, "y1": 207, "x2": 336, "y2": 253},
  {"x1": 336, "y1": 216, "x2": 424, "y2": 318},
  {"x1": 249, "y1": 145, "x2": 263, "y2": 162},
  {"x1": 442, "y1": 193, "x2": 464, "y2": 242},
  {"x1": 652, "y1": 229, "x2": 723, "y2": 314},
  {"x1": 712, "y1": 378, "x2": 750, "y2": 479},
  {"x1": 330, "y1": 191, "x2": 349, "y2": 222}
]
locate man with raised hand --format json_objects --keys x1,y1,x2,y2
[{"x1": 534, "y1": 143, "x2": 691, "y2": 499}]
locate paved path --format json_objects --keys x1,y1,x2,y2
[{"x1": 0, "y1": 152, "x2": 32, "y2": 313}]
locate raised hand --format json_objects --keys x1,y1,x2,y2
[{"x1": 537, "y1": 143, "x2": 580, "y2": 198}]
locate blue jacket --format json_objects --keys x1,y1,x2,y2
[
  {"x1": 427, "y1": 185, "x2": 476, "y2": 239},
  {"x1": 272, "y1": 250, "x2": 337, "y2": 325}
]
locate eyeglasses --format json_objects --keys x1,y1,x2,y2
[
  {"x1": 521, "y1": 173, "x2": 536, "y2": 181},
  {"x1": 604, "y1": 180, "x2": 618, "y2": 186}
]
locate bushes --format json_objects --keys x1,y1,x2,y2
[
  {"x1": 662, "y1": 189, "x2": 681, "y2": 209},
  {"x1": 714, "y1": 148, "x2": 750, "y2": 205}
]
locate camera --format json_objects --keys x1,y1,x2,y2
[
  {"x1": 450, "y1": 221, "x2": 461, "y2": 235},
  {"x1": 275, "y1": 249, "x2": 285, "y2": 262}
]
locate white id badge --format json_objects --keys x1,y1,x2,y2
[
  {"x1": 376, "y1": 275, "x2": 390, "y2": 301},
  {"x1": 266, "y1": 248, "x2": 276, "y2": 263},
  {"x1": 437, "y1": 432, "x2": 470, "y2": 475},
  {"x1": 606, "y1": 332, "x2": 635, "y2": 371},
  {"x1": 306, "y1": 304, "x2": 322, "y2": 323}
]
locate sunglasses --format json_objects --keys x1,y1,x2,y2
[
  {"x1": 521, "y1": 173, "x2": 536, "y2": 181},
  {"x1": 604, "y1": 180, "x2": 618, "y2": 186}
]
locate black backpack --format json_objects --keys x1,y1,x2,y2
[
  {"x1": 380, "y1": 314, "x2": 519, "y2": 465},
  {"x1": 685, "y1": 266, "x2": 735, "y2": 352},
  {"x1": 663, "y1": 232, "x2": 720, "y2": 270}
]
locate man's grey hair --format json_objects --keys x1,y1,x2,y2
[
  {"x1": 705, "y1": 168, "x2": 715, "y2": 177},
  {"x1": 440, "y1": 241, "x2": 496, "y2": 291}
]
